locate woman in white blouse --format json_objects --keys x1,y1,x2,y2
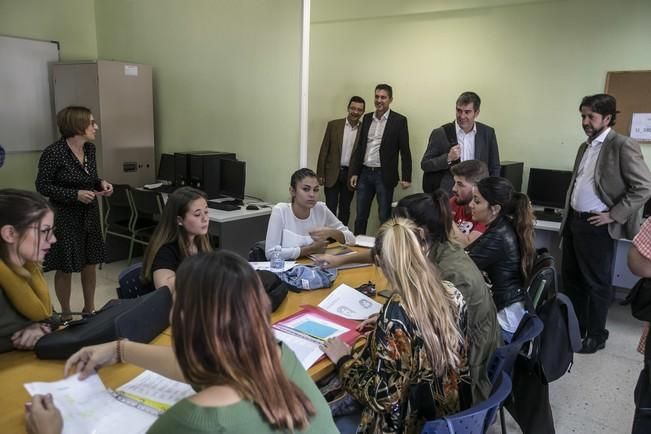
[{"x1": 265, "y1": 168, "x2": 355, "y2": 260}]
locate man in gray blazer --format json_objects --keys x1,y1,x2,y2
[
  {"x1": 561, "y1": 93, "x2": 651, "y2": 354},
  {"x1": 316, "y1": 96, "x2": 365, "y2": 226},
  {"x1": 421, "y1": 92, "x2": 500, "y2": 193}
]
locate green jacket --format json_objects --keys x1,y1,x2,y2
[{"x1": 430, "y1": 241, "x2": 500, "y2": 402}]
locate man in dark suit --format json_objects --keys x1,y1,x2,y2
[
  {"x1": 349, "y1": 84, "x2": 411, "y2": 235},
  {"x1": 561, "y1": 93, "x2": 651, "y2": 354},
  {"x1": 316, "y1": 96, "x2": 365, "y2": 226},
  {"x1": 420, "y1": 91, "x2": 500, "y2": 193}
]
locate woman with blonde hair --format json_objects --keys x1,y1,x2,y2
[
  {"x1": 322, "y1": 217, "x2": 469, "y2": 434},
  {"x1": 28, "y1": 251, "x2": 338, "y2": 433}
]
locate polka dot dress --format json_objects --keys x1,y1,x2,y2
[{"x1": 35, "y1": 137, "x2": 106, "y2": 273}]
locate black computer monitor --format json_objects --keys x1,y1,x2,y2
[
  {"x1": 527, "y1": 168, "x2": 573, "y2": 210},
  {"x1": 220, "y1": 159, "x2": 246, "y2": 200},
  {"x1": 157, "y1": 153, "x2": 175, "y2": 182}
]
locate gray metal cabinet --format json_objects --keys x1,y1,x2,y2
[{"x1": 53, "y1": 60, "x2": 155, "y2": 186}]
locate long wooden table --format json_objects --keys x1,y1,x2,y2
[{"x1": 0, "y1": 258, "x2": 386, "y2": 433}]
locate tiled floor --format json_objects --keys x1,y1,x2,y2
[{"x1": 44, "y1": 263, "x2": 645, "y2": 434}]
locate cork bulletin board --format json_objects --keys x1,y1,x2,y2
[{"x1": 605, "y1": 70, "x2": 651, "y2": 143}]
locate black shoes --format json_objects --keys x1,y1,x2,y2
[{"x1": 578, "y1": 337, "x2": 606, "y2": 354}]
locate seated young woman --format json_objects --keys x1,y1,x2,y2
[
  {"x1": 0, "y1": 189, "x2": 56, "y2": 352},
  {"x1": 27, "y1": 251, "x2": 338, "y2": 434},
  {"x1": 265, "y1": 168, "x2": 355, "y2": 260},
  {"x1": 141, "y1": 187, "x2": 212, "y2": 291},
  {"x1": 466, "y1": 176, "x2": 536, "y2": 342},
  {"x1": 315, "y1": 191, "x2": 498, "y2": 403},
  {"x1": 321, "y1": 217, "x2": 470, "y2": 434}
]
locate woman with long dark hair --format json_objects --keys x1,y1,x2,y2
[
  {"x1": 0, "y1": 189, "x2": 57, "y2": 352},
  {"x1": 141, "y1": 186, "x2": 212, "y2": 291},
  {"x1": 265, "y1": 168, "x2": 355, "y2": 260},
  {"x1": 30, "y1": 251, "x2": 338, "y2": 433},
  {"x1": 467, "y1": 176, "x2": 536, "y2": 341}
]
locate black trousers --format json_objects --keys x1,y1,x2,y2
[
  {"x1": 324, "y1": 166, "x2": 354, "y2": 227},
  {"x1": 561, "y1": 211, "x2": 615, "y2": 341}
]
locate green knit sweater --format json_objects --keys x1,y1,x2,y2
[{"x1": 146, "y1": 344, "x2": 338, "y2": 434}]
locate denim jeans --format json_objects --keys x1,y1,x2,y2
[{"x1": 354, "y1": 166, "x2": 394, "y2": 235}]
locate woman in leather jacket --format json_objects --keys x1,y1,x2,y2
[{"x1": 466, "y1": 176, "x2": 536, "y2": 342}]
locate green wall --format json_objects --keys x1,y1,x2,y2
[
  {"x1": 94, "y1": 0, "x2": 302, "y2": 203},
  {"x1": 309, "y1": 0, "x2": 651, "y2": 232},
  {"x1": 0, "y1": 0, "x2": 98, "y2": 190}
]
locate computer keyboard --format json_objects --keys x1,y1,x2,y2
[
  {"x1": 208, "y1": 202, "x2": 240, "y2": 211},
  {"x1": 534, "y1": 210, "x2": 563, "y2": 222}
]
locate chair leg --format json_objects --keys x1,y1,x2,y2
[
  {"x1": 128, "y1": 236, "x2": 135, "y2": 266},
  {"x1": 500, "y1": 406, "x2": 507, "y2": 434}
]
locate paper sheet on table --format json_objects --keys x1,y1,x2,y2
[
  {"x1": 249, "y1": 261, "x2": 297, "y2": 272},
  {"x1": 117, "y1": 370, "x2": 194, "y2": 410},
  {"x1": 274, "y1": 328, "x2": 324, "y2": 369},
  {"x1": 355, "y1": 235, "x2": 375, "y2": 248},
  {"x1": 319, "y1": 284, "x2": 383, "y2": 320},
  {"x1": 24, "y1": 374, "x2": 156, "y2": 434}
]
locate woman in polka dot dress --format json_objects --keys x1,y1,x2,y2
[{"x1": 35, "y1": 106, "x2": 113, "y2": 318}]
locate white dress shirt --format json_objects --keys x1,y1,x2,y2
[
  {"x1": 265, "y1": 202, "x2": 356, "y2": 260},
  {"x1": 364, "y1": 110, "x2": 390, "y2": 167},
  {"x1": 570, "y1": 127, "x2": 610, "y2": 213},
  {"x1": 341, "y1": 118, "x2": 359, "y2": 167},
  {"x1": 455, "y1": 120, "x2": 477, "y2": 162}
]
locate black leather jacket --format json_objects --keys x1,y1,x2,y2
[{"x1": 466, "y1": 215, "x2": 525, "y2": 311}]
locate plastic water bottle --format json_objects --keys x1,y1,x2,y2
[{"x1": 270, "y1": 245, "x2": 285, "y2": 271}]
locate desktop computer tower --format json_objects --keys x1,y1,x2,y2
[
  {"x1": 500, "y1": 161, "x2": 524, "y2": 192},
  {"x1": 174, "y1": 151, "x2": 236, "y2": 191},
  {"x1": 189, "y1": 152, "x2": 236, "y2": 198}
]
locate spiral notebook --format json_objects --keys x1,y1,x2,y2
[{"x1": 24, "y1": 371, "x2": 194, "y2": 434}]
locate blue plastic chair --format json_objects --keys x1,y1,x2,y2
[
  {"x1": 116, "y1": 262, "x2": 154, "y2": 299},
  {"x1": 487, "y1": 314, "x2": 545, "y2": 434},
  {"x1": 420, "y1": 372, "x2": 512, "y2": 434}
]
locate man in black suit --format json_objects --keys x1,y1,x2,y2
[
  {"x1": 349, "y1": 84, "x2": 411, "y2": 235},
  {"x1": 421, "y1": 91, "x2": 500, "y2": 193}
]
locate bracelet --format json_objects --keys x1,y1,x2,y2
[{"x1": 116, "y1": 338, "x2": 127, "y2": 363}]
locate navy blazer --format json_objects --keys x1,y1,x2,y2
[
  {"x1": 349, "y1": 110, "x2": 412, "y2": 189},
  {"x1": 421, "y1": 121, "x2": 500, "y2": 193}
]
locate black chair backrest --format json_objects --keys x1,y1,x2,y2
[
  {"x1": 526, "y1": 249, "x2": 558, "y2": 309},
  {"x1": 104, "y1": 184, "x2": 133, "y2": 224},
  {"x1": 130, "y1": 189, "x2": 162, "y2": 217},
  {"x1": 248, "y1": 240, "x2": 267, "y2": 261}
]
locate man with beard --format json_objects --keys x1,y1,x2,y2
[
  {"x1": 561, "y1": 94, "x2": 651, "y2": 354},
  {"x1": 448, "y1": 160, "x2": 489, "y2": 247}
]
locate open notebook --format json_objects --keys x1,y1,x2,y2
[{"x1": 24, "y1": 371, "x2": 194, "y2": 434}]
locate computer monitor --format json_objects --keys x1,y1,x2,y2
[
  {"x1": 220, "y1": 159, "x2": 246, "y2": 200},
  {"x1": 527, "y1": 168, "x2": 573, "y2": 210},
  {"x1": 157, "y1": 153, "x2": 175, "y2": 182}
]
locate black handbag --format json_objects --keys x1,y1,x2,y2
[
  {"x1": 35, "y1": 287, "x2": 172, "y2": 360},
  {"x1": 627, "y1": 278, "x2": 651, "y2": 322}
]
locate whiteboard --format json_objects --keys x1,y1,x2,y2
[{"x1": 0, "y1": 35, "x2": 59, "y2": 153}]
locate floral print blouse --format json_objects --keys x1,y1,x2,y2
[{"x1": 338, "y1": 282, "x2": 469, "y2": 434}]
